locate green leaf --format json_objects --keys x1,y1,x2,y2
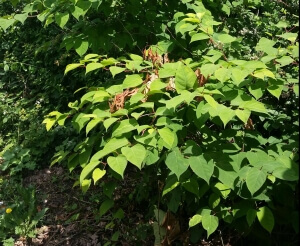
[
  {"x1": 162, "y1": 175, "x2": 180, "y2": 196},
  {"x1": 253, "y1": 69, "x2": 275, "y2": 79},
  {"x1": 153, "y1": 222, "x2": 166, "y2": 245},
  {"x1": 149, "y1": 79, "x2": 166, "y2": 92},
  {"x1": 101, "y1": 58, "x2": 117, "y2": 66},
  {"x1": 125, "y1": 60, "x2": 143, "y2": 71},
  {"x1": 256, "y1": 38, "x2": 277, "y2": 55},
  {"x1": 221, "y1": 3, "x2": 231, "y2": 16},
  {"x1": 113, "y1": 208, "x2": 125, "y2": 219},
  {"x1": 130, "y1": 93, "x2": 144, "y2": 104},
  {"x1": 92, "y1": 168, "x2": 106, "y2": 184},
  {"x1": 183, "y1": 140, "x2": 202, "y2": 156},
  {"x1": 275, "y1": 56, "x2": 294, "y2": 67},
  {"x1": 217, "y1": 33, "x2": 236, "y2": 43},
  {"x1": 200, "y1": 64, "x2": 219, "y2": 78},
  {"x1": 246, "y1": 151, "x2": 277, "y2": 170},
  {"x1": 248, "y1": 80, "x2": 266, "y2": 99},
  {"x1": 203, "y1": 53, "x2": 222, "y2": 63},
  {"x1": 246, "y1": 167, "x2": 267, "y2": 195},
  {"x1": 154, "y1": 40, "x2": 174, "y2": 54},
  {"x1": 276, "y1": 33, "x2": 298, "y2": 42},
  {"x1": 80, "y1": 160, "x2": 100, "y2": 184},
  {"x1": 231, "y1": 68, "x2": 250, "y2": 85},
  {"x1": 71, "y1": 0, "x2": 92, "y2": 20},
  {"x1": 103, "y1": 118, "x2": 118, "y2": 131},
  {"x1": 165, "y1": 91, "x2": 194, "y2": 109},
  {"x1": 165, "y1": 148, "x2": 189, "y2": 180},
  {"x1": 79, "y1": 146, "x2": 92, "y2": 166},
  {"x1": 261, "y1": 55, "x2": 276, "y2": 64},
  {"x1": 110, "y1": 66, "x2": 125, "y2": 78},
  {"x1": 158, "y1": 127, "x2": 177, "y2": 149},
  {"x1": 84, "y1": 54, "x2": 99, "y2": 60},
  {"x1": 65, "y1": 63, "x2": 83, "y2": 74},
  {"x1": 145, "y1": 148, "x2": 159, "y2": 165},
  {"x1": 111, "y1": 231, "x2": 120, "y2": 241},
  {"x1": 121, "y1": 144, "x2": 146, "y2": 169},
  {"x1": 246, "y1": 209, "x2": 257, "y2": 226},
  {"x1": 175, "y1": 64, "x2": 197, "y2": 93},
  {"x1": 134, "y1": 131, "x2": 157, "y2": 147},
  {"x1": 4, "y1": 64, "x2": 9, "y2": 72},
  {"x1": 135, "y1": 102, "x2": 154, "y2": 109},
  {"x1": 190, "y1": 32, "x2": 210, "y2": 43},
  {"x1": 107, "y1": 155, "x2": 127, "y2": 178},
  {"x1": 14, "y1": 13, "x2": 28, "y2": 24},
  {"x1": 72, "y1": 113, "x2": 90, "y2": 133},
  {"x1": 176, "y1": 21, "x2": 197, "y2": 35},
  {"x1": 212, "y1": 182, "x2": 231, "y2": 199},
  {"x1": 112, "y1": 118, "x2": 138, "y2": 137},
  {"x1": 188, "y1": 156, "x2": 214, "y2": 184},
  {"x1": 81, "y1": 179, "x2": 91, "y2": 194},
  {"x1": 202, "y1": 214, "x2": 219, "y2": 238},
  {"x1": 189, "y1": 214, "x2": 202, "y2": 227},
  {"x1": 86, "y1": 63, "x2": 103, "y2": 74},
  {"x1": 228, "y1": 152, "x2": 246, "y2": 172},
  {"x1": 291, "y1": 45, "x2": 299, "y2": 58},
  {"x1": 131, "y1": 111, "x2": 144, "y2": 120},
  {"x1": 37, "y1": 9, "x2": 49, "y2": 22},
  {"x1": 10, "y1": 0, "x2": 19, "y2": 7},
  {"x1": 267, "y1": 84, "x2": 283, "y2": 99},
  {"x1": 129, "y1": 53, "x2": 143, "y2": 61},
  {"x1": 257, "y1": 206, "x2": 274, "y2": 233},
  {"x1": 86, "y1": 118, "x2": 102, "y2": 135},
  {"x1": 42, "y1": 118, "x2": 56, "y2": 131},
  {"x1": 182, "y1": 177, "x2": 199, "y2": 197},
  {"x1": 216, "y1": 166, "x2": 238, "y2": 189},
  {"x1": 272, "y1": 167, "x2": 298, "y2": 181},
  {"x1": 235, "y1": 109, "x2": 251, "y2": 124},
  {"x1": 55, "y1": 12, "x2": 69, "y2": 28},
  {"x1": 122, "y1": 74, "x2": 143, "y2": 89},
  {"x1": 208, "y1": 193, "x2": 220, "y2": 209},
  {"x1": 159, "y1": 62, "x2": 179, "y2": 78},
  {"x1": 243, "y1": 60, "x2": 267, "y2": 70},
  {"x1": 240, "y1": 100, "x2": 267, "y2": 114},
  {"x1": 275, "y1": 21, "x2": 289, "y2": 28},
  {"x1": 204, "y1": 94, "x2": 218, "y2": 109},
  {"x1": 0, "y1": 18, "x2": 15, "y2": 31},
  {"x1": 80, "y1": 91, "x2": 96, "y2": 102},
  {"x1": 68, "y1": 154, "x2": 79, "y2": 173},
  {"x1": 214, "y1": 67, "x2": 231, "y2": 83},
  {"x1": 93, "y1": 91, "x2": 110, "y2": 103},
  {"x1": 103, "y1": 181, "x2": 117, "y2": 199},
  {"x1": 218, "y1": 105, "x2": 236, "y2": 127},
  {"x1": 90, "y1": 137, "x2": 129, "y2": 162},
  {"x1": 99, "y1": 199, "x2": 114, "y2": 217},
  {"x1": 75, "y1": 40, "x2": 89, "y2": 56},
  {"x1": 183, "y1": 17, "x2": 200, "y2": 23}
]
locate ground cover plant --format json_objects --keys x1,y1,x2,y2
[{"x1": 0, "y1": 0, "x2": 299, "y2": 245}]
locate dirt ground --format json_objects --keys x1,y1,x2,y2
[
  {"x1": 15, "y1": 166, "x2": 140, "y2": 246},
  {"x1": 13, "y1": 166, "x2": 236, "y2": 246}
]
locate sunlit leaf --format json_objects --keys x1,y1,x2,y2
[
  {"x1": 107, "y1": 155, "x2": 127, "y2": 178},
  {"x1": 257, "y1": 206, "x2": 274, "y2": 233},
  {"x1": 202, "y1": 214, "x2": 219, "y2": 238},
  {"x1": 55, "y1": 12, "x2": 69, "y2": 28},
  {"x1": 92, "y1": 168, "x2": 106, "y2": 184}
]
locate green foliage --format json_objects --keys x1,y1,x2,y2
[
  {"x1": 1, "y1": 0, "x2": 299, "y2": 244},
  {"x1": 0, "y1": 183, "x2": 47, "y2": 244},
  {"x1": 0, "y1": 146, "x2": 36, "y2": 175}
]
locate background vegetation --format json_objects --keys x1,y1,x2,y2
[{"x1": 0, "y1": 0, "x2": 299, "y2": 245}]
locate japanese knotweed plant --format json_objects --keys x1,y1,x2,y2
[{"x1": 43, "y1": 6, "x2": 299, "y2": 243}]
